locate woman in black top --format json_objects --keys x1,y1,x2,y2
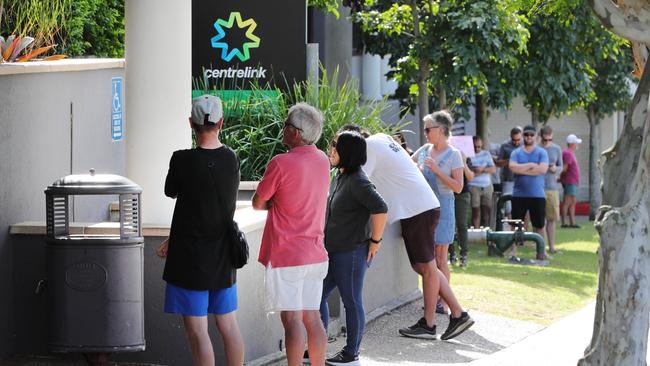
[{"x1": 319, "y1": 131, "x2": 388, "y2": 365}]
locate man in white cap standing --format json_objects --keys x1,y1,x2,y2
[
  {"x1": 158, "y1": 94, "x2": 245, "y2": 365},
  {"x1": 560, "y1": 134, "x2": 582, "y2": 228}
]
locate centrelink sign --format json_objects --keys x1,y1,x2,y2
[{"x1": 192, "y1": 0, "x2": 307, "y2": 91}]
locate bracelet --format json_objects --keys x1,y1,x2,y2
[{"x1": 369, "y1": 237, "x2": 382, "y2": 244}]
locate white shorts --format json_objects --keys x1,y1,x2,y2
[{"x1": 265, "y1": 261, "x2": 329, "y2": 312}]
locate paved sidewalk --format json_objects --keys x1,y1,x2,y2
[
  {"x1": 9, "y1": 299, "x2": 644, "y2": 365},
  {"x1": 265, "y1": 298, "x2": 621, "y2": 366}
]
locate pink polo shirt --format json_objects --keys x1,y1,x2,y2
[
  {"x1": 560, "y1": 149, "x2": 580, "y2": 185},
  {"x1": 256, "y1": 145, "x2": 330, "y2": 268}
]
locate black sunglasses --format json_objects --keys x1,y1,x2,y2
[
  {"x1": 523, "y1": 133, "x2": 535, "y2": 137},
  {"x1": 284, "y1": 120, "x2": 303, "y2": 131},
  {"x1": 424, "y1": 126, "x2": 440, "y2": 134},
  {"x1": 542, "y1": 138, "x2": 553, "y2": 142}
]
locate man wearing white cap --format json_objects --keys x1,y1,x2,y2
[
  {"x1": 560, "y1": 134, "x2": 582, "y2": 228},
  {"x1": 158, "y1": 94, "x2": 245, "y2": 365}
]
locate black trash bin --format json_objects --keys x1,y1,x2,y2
[{"x1": 45, "y1": 169, "x2": 145, "y2": 353}]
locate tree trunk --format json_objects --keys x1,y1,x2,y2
[
  {"x1": 437, "y1": 86, "x2": 447, "y2": 110},
  {"x1": 410, "y1": 0, "x2": 430, "y2": 146},
  {"x1": 586, "y1": 106, "x2": 602, "y2": 221},
  {"x1": 578, "y1": 107, "x2": 650, "y2": 366},
  {"x1": 600, "y1": 58, "x2": 650, "y2": 207},
  {"x1": 531, "y1": 109, "x2": 545, "y2": 129},
  {"x1": 417, "y1": 63, "x2": 430, "y2": 146},
  {"x1": 475, "y1": 93, "x2": 487, "y2": 142},
  {"x1": 579, "y1": 57, "x2": 650, "y2": 366},
  {"x1": 581, "y1": 1, "x2": 650, "y2": 364}
]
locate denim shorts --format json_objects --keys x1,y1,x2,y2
[
  {"x1": 435, "y1": 194, "x2": 456, "y2": 245},
  {"x1": 164, "y1": 283, "x2": 238, "y2": 316}
]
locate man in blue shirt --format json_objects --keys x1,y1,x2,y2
[{"x1": 509, "y1": 125, "x2": 549, "y2": 260}]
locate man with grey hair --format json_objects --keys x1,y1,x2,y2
[
  {"x1": 539, "y1": 125, "x2": 562, "y2": 253},
  {"x1": 252, "y1": 103, "x2": 330, "y2": 366}
]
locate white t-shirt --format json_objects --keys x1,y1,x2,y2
[{"x1": 363, "y1": 133, "x2": 440, "y2": 224}]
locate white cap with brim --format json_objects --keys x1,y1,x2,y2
[
  {"x1": 191, "y1": 95, "x2": 223, "y2": 125},
  {"x1": 566, "y1": 134, "x2": 582, "y2": 144}
]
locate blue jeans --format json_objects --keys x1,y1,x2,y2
[{"x1": 320, "y1": 244, "x2": 370, "y2": 356}]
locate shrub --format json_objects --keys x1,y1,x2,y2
[
  {"x1": 0, "y1": 0, "x2": 124, "y2": 58},
  {"x1": 195, "y1": 69, "x2": 404, "y2": 181},
  {"x1": 59, "y1": 0, "x2": 124, "y2": 58}
]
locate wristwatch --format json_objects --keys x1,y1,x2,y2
[{"x1": 369, "y1": 237, "x2": 382, "y2": 244}]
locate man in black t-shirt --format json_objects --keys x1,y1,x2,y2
[{"x1": 157, "y1": 95, "x2": 244, "y2": 365}]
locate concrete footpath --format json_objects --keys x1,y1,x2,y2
[
  {"x1": 8, "y1": 297, "x2": 647, "y2": 365},
  {"x1": 268, "y1": 298, "x2": 596, "y2": 366}
]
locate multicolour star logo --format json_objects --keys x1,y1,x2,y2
[{"x1": 211, "y1": 12, "x2": 260, "y2": 62}]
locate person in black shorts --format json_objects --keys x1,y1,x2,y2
[{"x1": 508, "y1": 125, "x2": 549, "y2": 260}]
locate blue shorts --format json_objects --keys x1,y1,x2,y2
[
  {"x1": 435, "y1": 194, "x2": 456, "y2": 245},
  {"x1": 164, "y1": 283, "x2": 238, "y2": 316}
]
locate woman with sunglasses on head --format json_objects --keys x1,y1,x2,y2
[
  {"x1": 319, "y1": 131, "x2": 388, "y2": 366},
  {"x1": 411, "y1": 110, "x2": 464, "y2": 314}
]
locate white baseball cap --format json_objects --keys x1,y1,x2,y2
[
  {"x1": 566, "y1": 134, "x2": 582, "y2": 144},
  {"x1": 191, "y1": 94, "x2": 223, "y2": 125}
]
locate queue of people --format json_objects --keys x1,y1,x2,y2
[{"x1": 155, "y1": 94, "x2": 583, "y2": 366}]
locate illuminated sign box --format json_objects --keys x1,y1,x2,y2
[{"x1": 192, "y1": 0, "x2": 307, "y2": 105}]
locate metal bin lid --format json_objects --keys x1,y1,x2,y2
[{"x1": 45, "y1": 169, "x2": 142, "y2": 195}]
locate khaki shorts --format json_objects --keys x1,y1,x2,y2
[
  {"x1": 469, "y1": 185, "x2": 494, "y2": 208},
  {"x1": 265, "y1": 261, "x2": 328, "y2": 312},
  {"x1": 545, "y1": 190, "x2": 560, "y2": 221}
]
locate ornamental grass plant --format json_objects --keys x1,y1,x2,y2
[{"x1": 195, "y1": 68, "x2": 405, "y2": 180}]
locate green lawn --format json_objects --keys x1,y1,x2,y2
[{"x1": 449, "y1": 218, "x2": 599, "y2": 326}]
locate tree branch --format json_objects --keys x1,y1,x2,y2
[{"x1": 589, "y1": 0, "x2": 650, "y2": 45}]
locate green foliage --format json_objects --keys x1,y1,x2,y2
[
  {"x1": 59, "y1": 0, "x2": 124, "y2": 58},
  {"x1": 309, "y1": 0, "x2": 342, "y2": 17},
  {"x1": 0, "y1": 0, "x2": 67, "y2": 48},
  {"x1": 198, "y1": 69, "x2": 402, "y2": 181},
  {"x1": 353, "y1": 0, "x2": 528, "y2": 116},
  {"x1": 516, "y1": 8, "x2": 595, "y2": 124},
  {"x1": 517, "y1": 3, "x2": 633, "y2": 124},
  {"x1": 0, "y1": 0, "x2": 124, "y2": 57},
  {"x1": 581, "y1": 12, "x2": 633, "y2": 119}
]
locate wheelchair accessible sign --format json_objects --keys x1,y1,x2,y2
[{"x1": 111, "y1": 77, "x2": 123, "y2": 141}]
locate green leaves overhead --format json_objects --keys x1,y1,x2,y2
[
  {"x1": 518, "y1": 3, "x2": 632, "y2": 124},
  {"x1": 353, "y1": 0, "x2": 529, "y2": 116}
]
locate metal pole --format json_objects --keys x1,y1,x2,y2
[{"x1": 306, "y1": 43, "x2": 319, "y2": 105}]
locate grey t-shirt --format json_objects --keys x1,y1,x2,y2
[
  {"x1": 542, "y1": 143, "x2": 563, "y2": 190},
  {"x1": 498, "y1": 140, "x2": 517, "y2": 182},
  {"x1": 415, "y1": 144, "x2": 464, "y2": 197}
]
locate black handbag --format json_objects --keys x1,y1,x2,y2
[{"x1": 204, "y1": 154, "x2": 249, "y2": 269}]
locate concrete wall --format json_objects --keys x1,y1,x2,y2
[
  {"x1": 0, "y1": 61, "x2": 126, "y2": 358},
  {"x1": 8, "y1": 209, "x2": 418, "y2": 365}
]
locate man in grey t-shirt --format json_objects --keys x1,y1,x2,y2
[
  {"x1": 539, "y1": 126, "x2": 563, "y2": 253},
  {"x1": 496, "y1": 127, "x2": 522, "y2": 217}
]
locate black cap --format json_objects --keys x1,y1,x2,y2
[{"x1": 523, "y1": 125, "x2": 536, "y2": 133}]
